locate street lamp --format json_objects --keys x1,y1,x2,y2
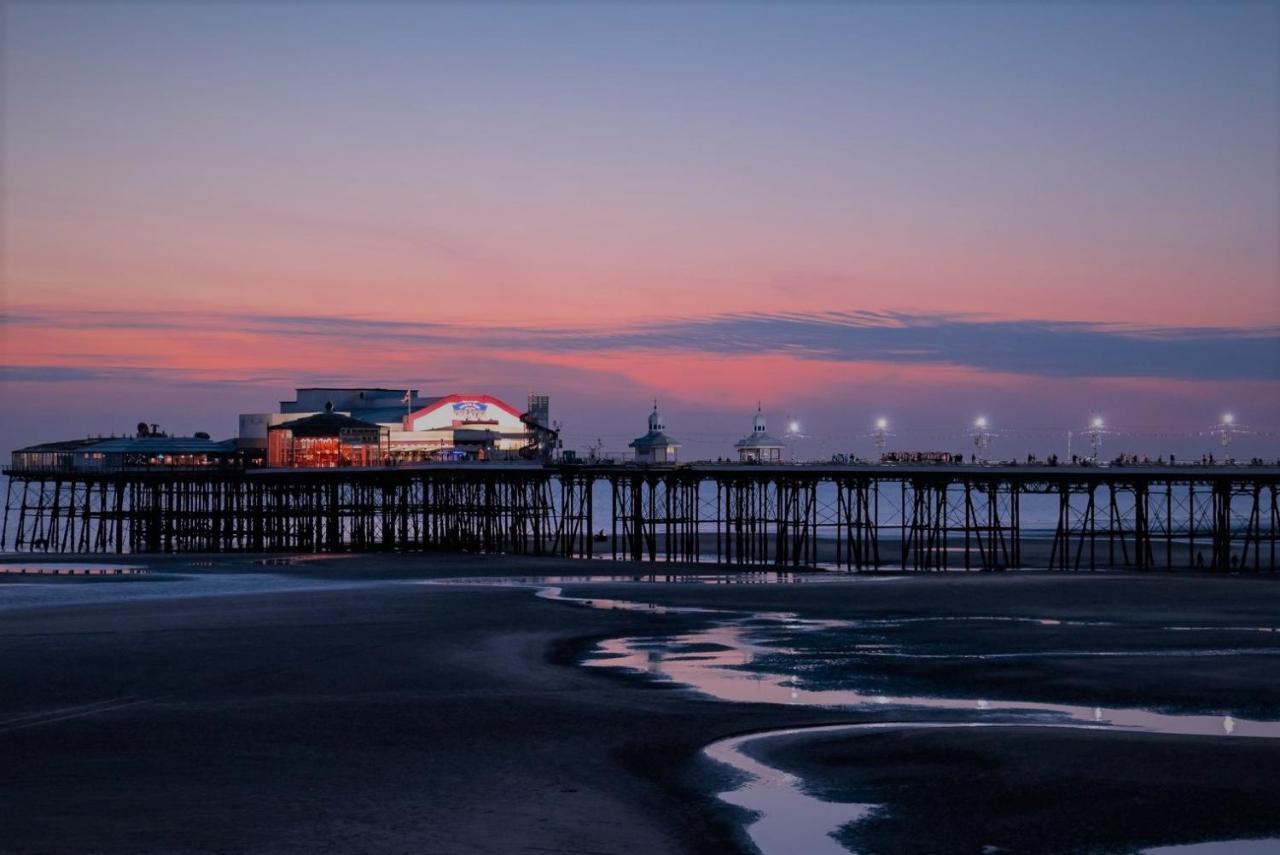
[
  {"x1": 971, "y1": 417, "x2": 991, "y2": 461},
  {"x1": 874, "y1": 418, "x2": 889, "y2": 456},
  {"x1": 1088, "y1": 414, "x2": 1105, "y2": 461},
  {"x1": 1219, "y1": 413, "x2": 1236, "y2": 450}
]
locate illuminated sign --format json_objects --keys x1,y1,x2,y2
[{"x1": 452, "y1": 400, "x2": 489, "y2": 422}]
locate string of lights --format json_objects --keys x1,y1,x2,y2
[{"x1": 570, "y1": 413, "x2": 1276, "y2": 448}]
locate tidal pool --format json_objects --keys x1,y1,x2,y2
[
  {"x1": 0, "y1": 562, "x2": 146, "y2": 575},
  {"x1": 525, "y1": 579, "x2": 1280, "y2": 855},
  {"x1": 0, "y1": 569, "x2": 390, "y2": 611}
]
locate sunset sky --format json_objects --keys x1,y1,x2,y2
[{"x1": 2, "y1": 1, "x2": 1278, "y2": 459}]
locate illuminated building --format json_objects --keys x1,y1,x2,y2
[
  {"x1": 733, "y1": 406, "x2": 785, "y2": 462},
  {"x1": 630, "y1": 402, "x2": 680, "y2": 464},
  {"x1": 10, "y1": 428, "x2": 249, "y2": 473},
  {"x1": 241, "y1": 387, "x2": 555, "y2": 464},
  {"x1": 393, "y1": 394, "x2": 542, "y2": 461},
  {"x1": 266, "y1": 408, "x2": 387, "y2": 468}
]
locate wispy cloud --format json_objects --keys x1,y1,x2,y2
[
  {"x1": 563, "y1": 311, "x2": 1280, "y2": 381},
  {"x1": 0, "y1": 365, "x2": 122, "y2": 383},
  {"x1": 4, "y1": 308, "x2": 1277, "y2": 382}
]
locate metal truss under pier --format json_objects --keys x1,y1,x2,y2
[{"x1": 3, "y1": 463, "x2": 1278, "y2": 571}]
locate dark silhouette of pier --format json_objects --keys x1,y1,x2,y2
[{"x1": 4, "y1": 463, "x2": 1278, "y2": 570}]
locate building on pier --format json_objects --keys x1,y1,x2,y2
[
  {"x1": 281, "y1": 388, "x2": 427, "y2": 421},
  {"x1": 10, "y1": 432, "x2": 248, "y2": 473},
  {"x1": 266, "y1": 407, "x2": 387, "y2": 468},
  {"x1": 240, "y1": 387, "x2": 556, "y2": 463},
  {"x1": 630, "y1": 402, "x2": 681, "y2": 464},
  {"x1": 239, "y1": 387, "x2": 425, "y2": 452},
  {"x1": 10, "y1": 438, "x2": 111, "y2": 473},
  {"x1": 733, "y1": 405, "x2": 786, "y2": 462},
  {"x1": 394, "y1": 393, "x2": 545, "y2": 461}
]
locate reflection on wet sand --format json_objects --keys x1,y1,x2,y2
[
  {"x1": 0, "y1": 563, "x2": 146, "y2": 576},
  {"x1": 705, "y1": 723, "x2": 1280, "y2": 855},
  {"x1": 1144, "y1": 840, "x2": 1280, "y2": 854},
  {"x1": 561, "y1": 590, "x2": 1279, "y2": 739},
  {"x1": 528, "y1": 581, "x2": 1280, "y2": 855}
]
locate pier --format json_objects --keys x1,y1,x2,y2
[{"x1": 3, "y1": 463, "x2": 1278, "y2": 570}]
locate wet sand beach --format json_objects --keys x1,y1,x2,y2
[
  {"x1": 1, "y1": 554, "x2": 1277, "y2": 854},
  {"x1": 744, "y1": 725, "x2": 1280, "y2": 855},
  {"x1": 0, "y1": 555, "x2": 830, "y2": 854}
]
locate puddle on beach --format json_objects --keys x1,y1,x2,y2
[
  {"x1": 523, "y1": 580, "x2": 1280, "y2": 855},
  {"x1": 0, "y1": 570, "x2": 388, "y2": 611},
  {"x1": 1143, "y1": 841, "x2": 1280, "y2": 854},
  {"x1": 0, "y1": 562, "x2": 146, "y2": 576},
  {"x1": 436, "y1": 570, "x2": 868, "y2": 588},
  {"x1": 705, "y1": 722, "x2": 1280, "y2": 855},
  {"x1": 551, "y1": 587, "x2": 1280, "y2": 739}
]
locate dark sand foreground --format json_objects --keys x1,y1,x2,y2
[
  {"x1": 1, "y1": 555, "x2": 1278, "y2": 854},
  {"x1": 0, "y1": 554, "x2": 840, "y2": 855}
]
